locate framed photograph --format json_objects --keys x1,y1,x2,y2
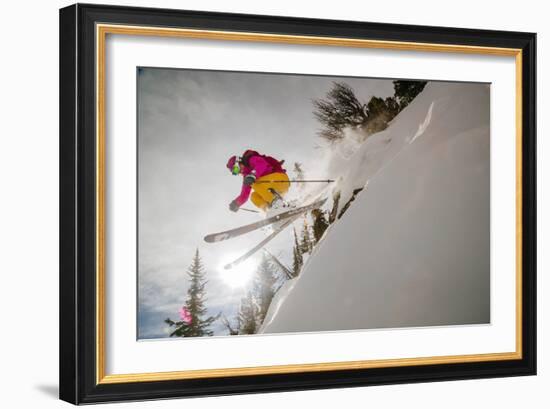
[{"x1": 59, "y1": 3, "x2": 536, "y2": 404}]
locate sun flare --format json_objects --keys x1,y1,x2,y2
[{"x1": 218, "y1": 253, "x2": 258, "y2": 288}]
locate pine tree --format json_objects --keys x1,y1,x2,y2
[
  {"x1": 221, "y1": 314, "x2": 239, "y2": 336},
  {"x1": 291, "y1": 227, "x2": 303, "y2": 278},
  {"x1": 311, "y1": 208, "x2": 330, "y2": 243},
  {"x1": 393, "y1": 80, "x2": 428, "y2": 109},
  {"x1": 235, "y1": 254, "x2": 279, "y2": 335},
  {"x1": 293, "y1": 162, "x2": 305, "y2": 180},
  {"x1": 263, "y1": 248, "x2": 293, "y2": 280},
  {"x1": 293, "y1": 162, "x2": 306, "y2": 192},
  {"x1": 329, "y1": 191, "x2": 341, "y2": 224},
  {"x1": 238, "y1": 290, "x2": 258, "y2": 335},
  {"x1": 165, "y1": 249, "x2": 219, "y2": 337},
  {"x1": 254, "y1": 254, "x2": 278, "y2": 323},
  {"x1": 299, "y1": 218, "x2": 314, "y2": 254},
  {"x1": 363, "y1": 96, "x2": 400, "y2": 134}
]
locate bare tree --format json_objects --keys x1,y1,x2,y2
[{"x1": 313, "y1": 82, "x2": 368, "y2": 142}]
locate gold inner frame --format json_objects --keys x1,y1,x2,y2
[{"x1": 95, "y1": 23, "x2": 523, "y2": 385}]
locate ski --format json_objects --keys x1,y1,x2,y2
[
  {"x1": 223, "y1": 197, "x2": 328, "y2": 269},
  {"x1": 223, "y1": 214, "x2": 300, "y2": 270},
  {"x1": 204, "y1": 198, "x2": 327, "y2": 243}
]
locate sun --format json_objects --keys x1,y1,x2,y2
[{"x1": 218, "y1": 253, "x2": 258, "y2": 288}]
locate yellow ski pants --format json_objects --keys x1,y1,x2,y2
[{"x1": 250, "y1": 172, "x2": 290, "y2": 210}]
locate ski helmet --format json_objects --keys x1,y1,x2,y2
[{"x1": 226, "y1": 155, "x2": 240, "y2": 175}]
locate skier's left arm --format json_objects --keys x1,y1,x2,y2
[
  {"x1": 235, "y1": 184, "x2": 252, "y2": 206},
  {"x1": 229, "y1": 183, "x2": 251, "y2": 211}
]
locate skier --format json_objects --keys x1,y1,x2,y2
[{"x1": 226, "y1": 150, "x2": 290, "y2": 212}]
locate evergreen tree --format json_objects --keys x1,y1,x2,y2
[
  {"x1": 165, "y1": 249, "x2": 219, "y2": 337},
  {"x1": 235, "y1": 255, "x2": 281, "y2": 335},
  {"x1": 263, "y1": 248, "x2": 293, "y2": 280},
  {"x1": 293, "y1": 162, "x2": 305, "y2": 180},
  {"x1": 329, "y1": 191, "x2": 341, "y2": 224},
  {"x1": 253, "y1": 254, "x2": 278, "y2": 323},
  {"x1": 291, "y1": 227, "x2": 303, "y2": 278},
  {"x1": 393, "y1": 80, "x2": 427, "y2": 109},
  {"x1": 221, "y1": 314, "x2": 239, "y2": 336},
  {"x1": 299, "y1": 218, "x2": 314, "y2": 254},
  {"x1": 311, "y1": 208, "x2": 330, "y2": 243},
  {"x1": 238, "y1": 290, "x2": 258, "y2": 335},
  {"x1": 363, "y1": 96, "x2": 400, "y2": 134},
  {"x1": 293, "y1": 162, "x2": 306, "y2": 192}
]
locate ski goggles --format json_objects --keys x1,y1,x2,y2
[{"x1": 231, "y1": 163, "x2": 240, "y2": 175}]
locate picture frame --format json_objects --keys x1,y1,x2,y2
[{"x1": 59, "y1": 3, "x2": 536, "y2": 404}]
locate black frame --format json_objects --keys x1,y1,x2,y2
[{"x1": 59, "y1": 3, "x2": 536, "y2": 404}]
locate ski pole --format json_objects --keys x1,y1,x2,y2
[
  {"x1": 239, "y1": 207, "x2": 260, "y2": 213},
  {"x1": 255, "y1": 179, "x2": 335, "y2": 184}
]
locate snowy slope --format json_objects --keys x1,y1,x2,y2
[{"x1": 260, "y1": 82, "x2": 490, "y2": 333}]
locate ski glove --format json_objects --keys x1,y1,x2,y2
[
  {"x1": 229, "y1": 200, "x2": 239, "y2": 212},
  {"x1": 243, "y1": 174, "x2": 256, "y2": 186}
]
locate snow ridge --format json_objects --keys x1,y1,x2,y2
[{"x1": 260, "y1": 82, "x2": 490, "y2": 334}]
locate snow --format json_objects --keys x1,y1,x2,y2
[{"x1": 260, "y1": 82, "x2": 490, "y2": 334}]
